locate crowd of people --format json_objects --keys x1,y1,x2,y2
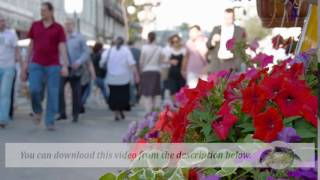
[{"x1": 0, "y1": 1, "x2": 246, "y2": 130}]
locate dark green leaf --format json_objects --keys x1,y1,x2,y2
[{"x1": 284, "y1": 116, "x2": 301, "y2": 125}]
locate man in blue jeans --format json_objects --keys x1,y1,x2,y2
[
  {"x1": 21, "y1": 2, "x2": 69, "y2": 131},
  {"x1": 0, "y1": 14, "x2": 22, "y2": 128}
]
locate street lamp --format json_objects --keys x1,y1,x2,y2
[
  {"x1": 127, "y1": 6, "x2": 136, "y2": 15},
  {"x1": 64, "y1": 0, "x2": 84, "y2": 32}
]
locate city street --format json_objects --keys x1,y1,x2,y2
[{"x1": 0, "y1": 97, "x2": 143, "y2": 180}]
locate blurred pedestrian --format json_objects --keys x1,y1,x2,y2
[
  {"x1": 182, "y1": 25, "x2": 208, "y2": 88},
  {"x1": 139, "y1": 32, "x2": 164, "y2": 114},
  {"x1": 91, "y1": 42, "x2": 108, "y2": 105},
  {"x1": 21, "y1": 2, "x2": 69, "y2": 130},
  {"x1": 80, "y1": 60, "x2": 96, "y2": 114},
  {"x1": 0, "y1": 14, "x2": 22, "y2": 128},
  {"x1": 207, "y1": 8, "x2": 247, "y2": 73},
  {"x1": 165, "y1": 34, "x2": 186, "y2": 97},
  {"x1": 56, "y1": 18, "x2": 89, "y2": 123},
  {"x1": 102, "y1": 37, "x2": 139, "y2": 121},
  {"x1": 128, "y1": 40, "x2": 141, "y2": 105}
]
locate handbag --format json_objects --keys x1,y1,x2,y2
[{"x1": 102, "y1": 48, "x2": 112, "y2": 73}]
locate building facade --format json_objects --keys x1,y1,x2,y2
[{"x1": 0, "y1": 0, "x2": 125, "y2": 42}]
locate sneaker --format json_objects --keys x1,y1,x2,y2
[
  {"x1": 72, "y1": 117, "x2": 78, "y2": 123},
  {"x1": 0, "y1": 123, "x2": 6, "y2": 129},
  {"x1": 80, "y1": 106, "x2": 85, "y2": 114},
  {"x1": 32, "y1": 113, "x2": 41, "y2": 125},
  {"x1": 120, "y1": 111, "x2": 125, "y2": 120},
  {"x1": 46, "y1": 124, "x2": 56, "y2": 131},
  {"x1": 56, "y1": 114, "x2": 67, "y2": 121}
]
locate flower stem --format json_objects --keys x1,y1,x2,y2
[{"x1": 233, "y1": 169, "x2": 251, "y2": 180}]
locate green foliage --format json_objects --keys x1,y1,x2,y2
[
  {"x1": 251, "y1": 170, "x2": 271, "y2": 180},
  {"x1": 100, "y1": 173, "x2": 116, "y2": 180},
  {"x1": 294, "y1": 120, "x2": 317, "y2": 139},
  {"x1": 242, "y1": 16, "x2": 272, "y2": 42}
]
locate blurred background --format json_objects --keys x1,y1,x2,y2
[{"x1": 0, "y1": 0, "x2": 303, "y2": 49}]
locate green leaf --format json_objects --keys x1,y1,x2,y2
[
  {"x1": 202, "y1": 123, "x2": 213, "y2": 137},
  {"x1": 206, "y1": 133, "x2": 220, "y2": 142},
  {"x1": 284, "y1": 116, "x2": 301, "y2": 125},
  {"x1": 294, "y1": 120, "x2": 317, "y2": 138},
  {"x1": 252, "y1": 170, "x2": 271, "y2": 180},
  {"x1": 200, "y1": 168, "x2": 218, "y2": 176},
  {"x1": 100, "y1": 173, "x2": 116, "y2": 180},
  {"x1": 129, "y1": 169, "x2": 144, "y2": 180},
  {"x1": 138, "y1": 127, "x2": 150, "y2": 138},
  {"x1": 117, "y1": 171, "x2": 129, "y2": 180},
  {"x1": 237, "y1": 123, "x2": 254, "y2": 133},
  {"x1": 163, "y1": 168, "x2": 176, "y2": 179},
  {"x1": 168, "y1": 169, "x2": 185, "y2": 180},
  {"x1": 296, "y1": 128, "x2": 316, "y2": 138},
  {"x1": 242, "y1": 134, "x2": 261, "y2": 143},
  {"x1": 216, "y1": 167, "x2": 237, "y2": 177},
  {"x1": 144, "y1": 168, "x2": 156, "y2": 180}
]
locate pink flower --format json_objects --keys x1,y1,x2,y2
[
  {"x1": 244, "y1": 68, "x2": 258, "y2": 80},
  {"x1": 208, "y1": 70, "x2": 230, "y2": 83},
  {"x1": 252, "y1": 53, "x2": 274, "y2": 68},
  {"x1": 249, "y1": 39, "x2": 259, "y2": 52},
  {"x1": 175, "y1": 87, "x2": 188, "y2": 106},
  {"x1": 226, "y1": 38, "x2": 235, "y2": 51}
]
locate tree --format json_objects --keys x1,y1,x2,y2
[{"x1": 242, "y1": 16, "x2": 271, "y2": 42}]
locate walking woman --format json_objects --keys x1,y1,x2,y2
[
  {"x1": 165, "y1": 34, "x2": 186, "y2": 97},
  {"x1": 104, "y1": 37, "x2": 139, "y2": 121},
  {"x1": 139, "y1": 32, "x2": 164, "y2": 114}
]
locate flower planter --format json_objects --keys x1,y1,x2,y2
[{"x1": 256, "y1": 0, "x2": 309, "y2": 28}]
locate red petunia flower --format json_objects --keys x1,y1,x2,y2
[
  {"x1": 271, "y1": 60, "x2": 288, "y2": 77},
  {"x1": 285, "y1": 62, "x2": 304, "y2": 80},
  {"x1": 248, "y1": 68, "x2": 269, "y2": 86},
  {"x1": 211, "y1": 118, "x2": 231, "y2": 141},
  {"x1": 170, "y1": 80, "x2": 215, "y2": 143},
  {"x1": 185, "y1": 79, "x2": 214, "y2": 105},
  {"x1": 211, "y1": 102, "x2": 238, "y2": 140},
  {"x1": 175, "y1": 87, "x2": 189, "y2": 107},
  {"x1": 218, "y1": 102, "x2": 238, "y2": 126},
  {"x1": 274, "y1": 82, "x2": 307, "y2": 117},
  {"x1": 241, "y1": 83, "x2": 268, "y2": 116},
  {"x1": 154, "y1": 106, "x2": 174, "y2": 134},
  {"x1": 260, "y1": 75, "x2": 285, "y2": 99},
  {"x1": 253, "y1": 107, "x2": 284, "y2": 142},
  {"x1": 301, "y1": 95, "x2": 318, "y2": 127},
  {"x1": 171, "y1": 101, "x2": 196, "y2": 142},
  {"x1": 188, "y1": 168, "x2": 199, "y2": 180}
]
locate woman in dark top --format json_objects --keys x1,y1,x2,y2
[
  {"x1": 91, "y1": 42, "x2": 108, "y2": 104},
  {"x1": 166, "y1": 34, "x2": 186, "y2": 96}
]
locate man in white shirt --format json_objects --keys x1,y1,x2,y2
[
  {"x1": 206, "y1": 8, "x2": 247, "y2": 73},
  {"x1": 0, "y1": 14, "x2": 22, "y2": 128}
]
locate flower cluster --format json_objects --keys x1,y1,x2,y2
[
  {"x1": 122, "y1": 112, "x2": 159, "y2": 143},
  {"x1": 104, "y1": 34, "x2": 318, "y2": 179}
]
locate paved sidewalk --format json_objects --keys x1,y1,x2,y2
[{"x1": 0, "y1": 98, "x2": 144, "y2": 180}]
